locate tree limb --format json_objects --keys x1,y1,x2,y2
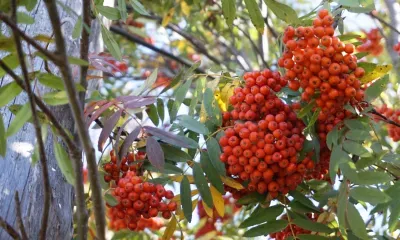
[
  {"x1": 10, "y1": 4, "x2": 51, "y2": 239},
  {"x1": 370, "y1": 108, "x2": 400, "y2": 128},
  {"x1": 42, "y1": 1, "x2": 106, "y2": 239},
  {"x1": 14, "y1": 192, "x2": 28, "y2": 240},
  {"x1": 0, "y1": 216, "x2": 20, "y2": 240}
]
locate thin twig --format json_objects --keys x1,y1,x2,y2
[
  {"x1": 0, "y1": 13, "x2": 60, "y2": 64},
  {"x1": 370, "y1": 109, "x2": 400, "y2": 128},
  {"x1": 43, "y1": 0, "x2": 106, "y2": 239},
  {"x1": 110, "y1": 25, "x2": 207, "y2": 74},
  {"x1": 11, "y1": 4, "x2": 51, "y2": 239},
  {"x1": 0, "y1": 216, "x2": 20, "y2": 240},
  {"x1": 368, "y1": 12, "x2": 400, "y2": 35},
  {"x1": 14, "y1": 192, "x2": 28, "y2": 240},
  {"x1": 264, "y1": 14, "x2": 278, "y2": 39}
]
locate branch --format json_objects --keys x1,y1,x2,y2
[
  {"x1": 11, "y1": 4, "x2": 50, "y2": 239},
  {"x1": 14, "y1": 192, "x2": 28, "y2": 240},
  {"x1": 110, "y1": 25, "x2": 207, "y2": 74},
  {"x1": 43, "y1": 1, "x2": 106, "y2": 239},
  {"x1": 370, "y1": 109, "x2": 400, "y2": 128},
  {"x1": 368, "y1": 12, "x2": 400, "y2": 35},
  {"x1": 0, "y1": 13, "x2": 60, "y2": 64},
  {"x1": 0, "y1": 216, "x2": 20, "y2": 240},
  {"x1": 237, "y1": 25, "x2": 269, "y2": 69},
  {"x1": 264, "y1": 14, "x2": 278, "y2": 39}
]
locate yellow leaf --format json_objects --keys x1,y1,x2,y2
[
  {"x1": 162, "y1": 8, "x2": 175, "y2": 27},
  {"x1": 210, "y1": 186, "x2": 225, "y2": 218},
  {"x1": 172, "y1": 189, "x2": 199, "y2": 203},
  {"x1": 197, "y1": 231, "x2": 218, "y2": 240},
  {"x1": 177, "y1": 198, "x2": 198, "y2": 221},
  {"x1": 221, "y1": 176, "x2": 244, "y2": 190},
  {"x1": 162, "y1": 217, "x2": 177, "y2": 240},
  {"x1": 203, "y1": 200, "x2": 214, "y2": 218},
  {"x1": 33, "y1": 34, "x2": 54, "y2": 43},
  {"x1": 200, "y1": 103, "x2": 207, "y2": 123},
  {"x1": 180, "y1": 0, "x2": 190, "y2": 16},
  {"x1": 169, "y1": 175, "x2": 195, "y2": 184},
  {"x1": 360, "y1": 64, "x2": 392, "y2": 84}
]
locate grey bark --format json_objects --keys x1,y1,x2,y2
[
  {"x1": 0, "y1": 0, "x2": 102, "y2": 239},
  {"x1": 383, "y1": 0, "x2": 400, "y2": 79}
]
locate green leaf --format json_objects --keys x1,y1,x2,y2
[
  {"x1": 6, "y1": 103, "x2": 32, "y2": 137},
  {"x1": 264, "y1": 0, "x2": 298, "y2": 24},
  {"x1": 136, "y1": 68, "x2": 158, "y2": 95},
  {"x1": 337, "y1": 34, "x2": 361, "y2": 41},
  {"x1": 340, "y1": 162, "x2": 359, "y2": 183},
  {"x1": 206, "y1": 137, "x2": 226, "y2": 176},
  {"x1": 243, "y1": 220, "x2": 288, "y2": 237},
  {"x1": 193, "y1": 162, "x2": 213, "y2": 208},
  {"x1": 291, "y1": 218, "x2": 334, "y2": 233},
  {"x1": 365, "y1": 74, "x2": 389, "y2": 101},
  {"x1": 147, "y1": 104, "x2": 159, "y2": 126},
  {"x1": 236, "y1": 192, "x2": 265, "y2": 205},
  {"x1": 68, "y1": 56, "x2": 89, "y2": 66},
  {"x1": 177, "y1": 115, "x2": 209, "y2": 135},
  {"x1": 288, "y1": 201, "x2": 317, "y2": 213},
  {"x1": 0, "y1": 81, "x2": 23, "y2": 108},
  {"x1": 31, "y1": 125, "x2": 48, "y2": 165},
  {"x1": 43, "y1": 91, "x2": 69, "y2": 106},
  {"x1": 170, "y1": 78, "x2": 192, "y2": 121},
  {"x1": 244, "y1": 0, "x2": 264, "y2": 33},
  {"x1": 96, "y1": 5, "x2": 121, "y2": 20},
  {"x1": 157, "y1": 98, "x2": 164, "y2": 123},
  {"x1": 289, "y1": 190, "x2": 319, "y2": 212},
  {"x1": 161, "y1": 144, "x2": 191, "y2": 162},
  {"x1": 180, "y1": 176, "x2": 192, "y2": 222},
  {"x1": 339, "y1": 0, "x2": 360, "y2": 7},
  {"x1": 72, "y1": 16, "x2": 83, "y2": 39},
  {"x1": 354, "y1": 171, "x2": 393, "y2": 185},
  {"x1": 354, "y1": 52, "x2": 369, "y2": 59},
  {"x1": 304, "y1": 108, "x2": 320, "y2": 132},
  {"x1": 338, "y1": 18, "x2": 344, "y2": 35},
  {"x1": 355, "y1": 151, "x2": 388, "y2": 169},
  {"x1": 350, "y1": 187, "x2": 391, "y2": 204},
  {"x1": 326, "y1": 126, "x2": 338, "y2": 150},
  {"x1": 342, "y1": 140, "x2": 371, "y2": 157},
  {"x1": 222, "y1": 0, "x2": 236, "y2": 27},
  {"x1": 345, "y1": 129, "x2": 370, "y2": 141},
  {"x1": 203, "y1": 88, "x2": 222, "y2": 126},
  {"x1": 38, "y1": 73, "x2": 65, "y2": 90},
  {"x1": 347, "y1": 203, "x2": 369, "y2": 239},
  {"x1": 329, "y1": 145, "x2": 351, "y2": 181},
  {"x1": 104, "y1": 193, "x2": 119, "y2": 206},
  {"x1": 297, "y1": 235, "x2": 335, "y2": 240},
  {"x1": 118, "y1": 0, "x2": 127, "y2": 21},
  {"x1": 143, "y1": 162, "x2": 183, "y2": 174},
  {"x1": 0, "y1": 37, "x2": 16, "y2": 52},
  {"x1": 389, "y1": 201, "x2": 400, "y2": 232},
  {"x1": 53, "y1": 140, "x2": 75, "y2": 185},
  {"x1": 17, "y1": 12, "x2": 34, "y2": 24},
  {"x1": 0, "y1": 114, "x2": 6, "y2": 157},
  {"x1": 101, "y1": 25, "x2": 122, "y2": 60},
  {"x1": 189, "y1": 78, "x2": 205, "y2": 115},
  {"x1": 130, "y1": 0, "x2": 149, "y2": 16},
  {"x1": 239, "y1": 205, "x2": 284, "y2": 228},
  {"x1": 344, "y1": 117, "x2": 369, "y2": 130},
  {"x1": 200, "y1": 153, "x2": 224, "y2": 194},
  {"x1": 0, "y1": 54, "x2": 20, "y2": 78},
  {"x1": 297, "y1": 100, "x2": 315, "y2": 118},
  {"x1": 337, "y1": 180, "x2": 348, "y2": 236}
]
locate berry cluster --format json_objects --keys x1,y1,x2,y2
[
  {"x1": 270, "y1": 213, "x2": 319, "y2": 240},
  {"x1": 393, "y1": 42, "x2": 400, "y2": 55},
  {"x1": 376, "y1": 105, "x2": 400, "y2": 141},
  {"x1": 102, "y1": 150, "x2": 145, "y2": 183},
  {"x1": 220, "y1": 72, "x2": 311, "y2": 199},
  {"x1": 281, "y1": 9, "x2": 365, "y2": 121},
  {"x1": 107, "y1": 171, "x2": 177, "y2": 231},
  {"x1": 357, "y1": 28, "x2": 383, "y2": 56}
]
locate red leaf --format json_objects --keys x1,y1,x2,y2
[
  {"x1": 84, "y1": 100, "x2": 107, "y2": 118},
  {"x1": 119, "y1": 126, "x2": 141, "y2": 159},
  {"x1": 146, "y1": 136, "x2": 165, "y2": 170},
  {"x1": 86, "y1": 101, "x2": 115, "y2": 127},
  {"x1": 123, "y1": 97, "x2": 156, "y2": 109},
  {"x1": 115, "y1": 118, "x2": 132, "y2": 165},
  {"x1": 143, "y1": 126, "x2": 195, "y2": 149},
  {"x1": 98, "y1": 109, "x2": 122, "y2": 152}
]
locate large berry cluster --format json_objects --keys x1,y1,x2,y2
[
  {"x1": 357, "y1": 28, "x2": 383, "y2": 56},
  {"x1": 102, "y1": 150, "x2": 145, "y2": 183},
  {"x1": 270, "y1": 213, "x2": 319, "y2": 240},
  {"x1": 220, "y1": 70, "x2": 312, "y2": 199},
  {"x1": 107, "y1": 171, "x2": 177, "y2": 231},
  {"x1": 282, "y1": 9, "x2": 365, "y2": 122},
  {"x1": 376, "y1": 105, "x2": 400, "y2": 142}
]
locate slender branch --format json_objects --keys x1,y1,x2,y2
[
  {"x1": 0, "y1": 216, "x2": 20, "y2": 240},
  {"x1": 43, "y1": 1, "x2": 106, "y2": 239},
  {"x1": 370, "y1": 109, "x2": 400, "y2": 128},
  {"x1": 110, "y1": 25, "x2": 207, "y2": 74},
  {"x1": 264, "y1": 14, "x2": 278, "y2": 39},
  {"x1": 14, "y1": 192, "x2": 28, "y2": 240},
  {"x1": 10, "y1": 4, "x2": 51, "y2": 239},
  {"x1": 368, "y1": 12, "x2": 400, "y2": 35},
  {"x1": 0, "y1": 13, "x2": 60, "y2": 64}
]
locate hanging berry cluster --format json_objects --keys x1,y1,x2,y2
[
  {"x1": 357, "y1": 28, "x2": 383, "y2": 56},
  {"x1": 220, "y1": 69, "x2": 313, "y2": 200},
  {"x1": 270, "y1": 213, "x2": 320, "y2": 240},
  {"x1": 102, "y1": 150, "x2": 145, "y2": 183},
  {"x1": 107, "y1": 171, "x2": 177, "y2": 231},
  {"x1": 375, "y1": 105, "x2": 400, "y2": 142}
]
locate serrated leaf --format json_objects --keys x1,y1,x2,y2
[
  {"x1": 0, "y1": 81, "x2": 22, "y2": 108},
  {"x1": 0, "y1": 37, "x2": 16, "y2": 52},
  {"x1": 177, "y1": 115, "x2": 209, "y2": 135},
  {"x1": 210, "y1": 185, "x2": 224, "y2": 218},
  {"x1": 98, "y1": 110, "x2": 122, "y2": 151},
  {"x1": 345, "y1": 129, "x2": 370, "y2": 141},
  {"x1": 264, "y1": 0, "x2": 298, "y2": 24},
  {"x1": 289, "y1": 190, "x2": 320, "y2": 212},
  {"x1": 329, "y1": 145, "x2": 351, "y2": 181},
  {"x1": 68, "y1": 56, "x2": 89, "y2": 66},
  {"x1": 200, "y1": 153, "x2": 224, "y2": 194},
  {"x1": 365, "y1": 74, "x2": 389, "y2": 101},
  {"x1": 354, "y1": 52, "x2": 369, "y2": 59},
  {"x1": 337, "y1": 34, "x2": 361, "y2": 41},
  {"x1": 243, "y1": 220, "x2": 288, "y2": 237},
  {"x1": 38, "y1": 73, "x2": 65, "y2": 90},
  {"x1": 146, "y1": 137, "x2": 165, "y2": 170},
  {"x1": 244, "y1": 0, "x2": 264, "y2": 33},
  {"x1": 157, "y1": 98, "x2": 164, "y2": 122},
  {"x1": 130, "y1": 0, "x2": 149, "y2": 16},
  {"x1": 7, "y1": 103, "x2": 32, "y2": 137},
  {"x1": 180, "y1": 176, "x2": 192, "y2": 222},
  {"x1": 17, "y1": 12, "x2": 34, "y2": 24},
  {"x1": 206, "y1": 137, "x2": 226, "y2": 175},
  {"x1": 119, "y1": 126, "x2": 141, "y2": 158},
  {"x1": 203, "y1": 88, "x2": 222, "y2": 126},
  {"x1": 144, "y1": 126, "x2": 198, "y2": 149},
  {"x1": 240, "y1": 205, "x2": 284, "y2": 228},
  {"x1": 170, "y1": 78, "x2": 192, "y2": 121},
  {"x1": 43, "y1": 91, "x2": 69, "y2": 106},
  {"x1": 347, "y1": 203, "x2": 369, "y2": 239},
  {"x1": 297, "y1": 100, "x2": 315, "y2": 118},
  {"x1": 118, "y1": 0, "x2": 127, "y2": 21},
  {"x1": 344, "y1": 118, "x2": 369, "y2": 130},
  {"x1": 101, "y1": 25, "x2": 122, "y2": 60},
  {"x1": 162, "y1": 7, "x2": 175, "y2": 27},
  {"x1": 96, "y1": 5, "x2": 121, "y2": 20},
  {"x1": 292, "y1": 218, "x2": 334, "y2": 233},
  {"x1": 389, "y1": 201, "x2": 400, "y2": 232},
  {"x1": 161, "y1": 144, "x2": 191, "y2": 162},
  {"x1": 354, "y1": 171, "x2": 393, "y2": 185},
  {"x1": 193, "y1": 162, "x2": 213, "y2": 208},
  {"x1": 54, "y1": 141, "x2": 75, "y2": 185},
  {"x1": 0, "y1": 54, "x2": 19, "y2": 78},
  {"x1": 147, "y1": 104, "x2": 159, "y2": 126},
  {"x1": 237, "y1": 192, "x2": 265, "y2": 205},
  {"x1": 72, "y1": 16, "x2": 83, "y2": 39},
  {"x1": 221, "y1": 176, "x2": 244, "y2": 190},
  {"x1": 222, "y1": 0, "x2": 236, "y2": 27},
  {"x1": 143, "y1": 162, "x2": 183, "y2": 174},
  {"x1": 104, "y1": 193, "x2": 119, "y2": 206},
  {"x1": 0, "y1": 114, "x2": 6, "y2": 157},
  {"x1": 342, "y1": 140, "x2": 371, "y2": 157},
  {"x1": 326, "y1": 126, "x2": 338, "y2": 150},
  {"x1": 350, "y1": 187, "x2": 391, "y2": 204},
  {"x1": 136, "y1": 69, "x2": 158, "y2": 95}
]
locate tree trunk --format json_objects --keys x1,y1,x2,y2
[{"x1": 0, "y1": 0, "x2": 102, "y2": 239}]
